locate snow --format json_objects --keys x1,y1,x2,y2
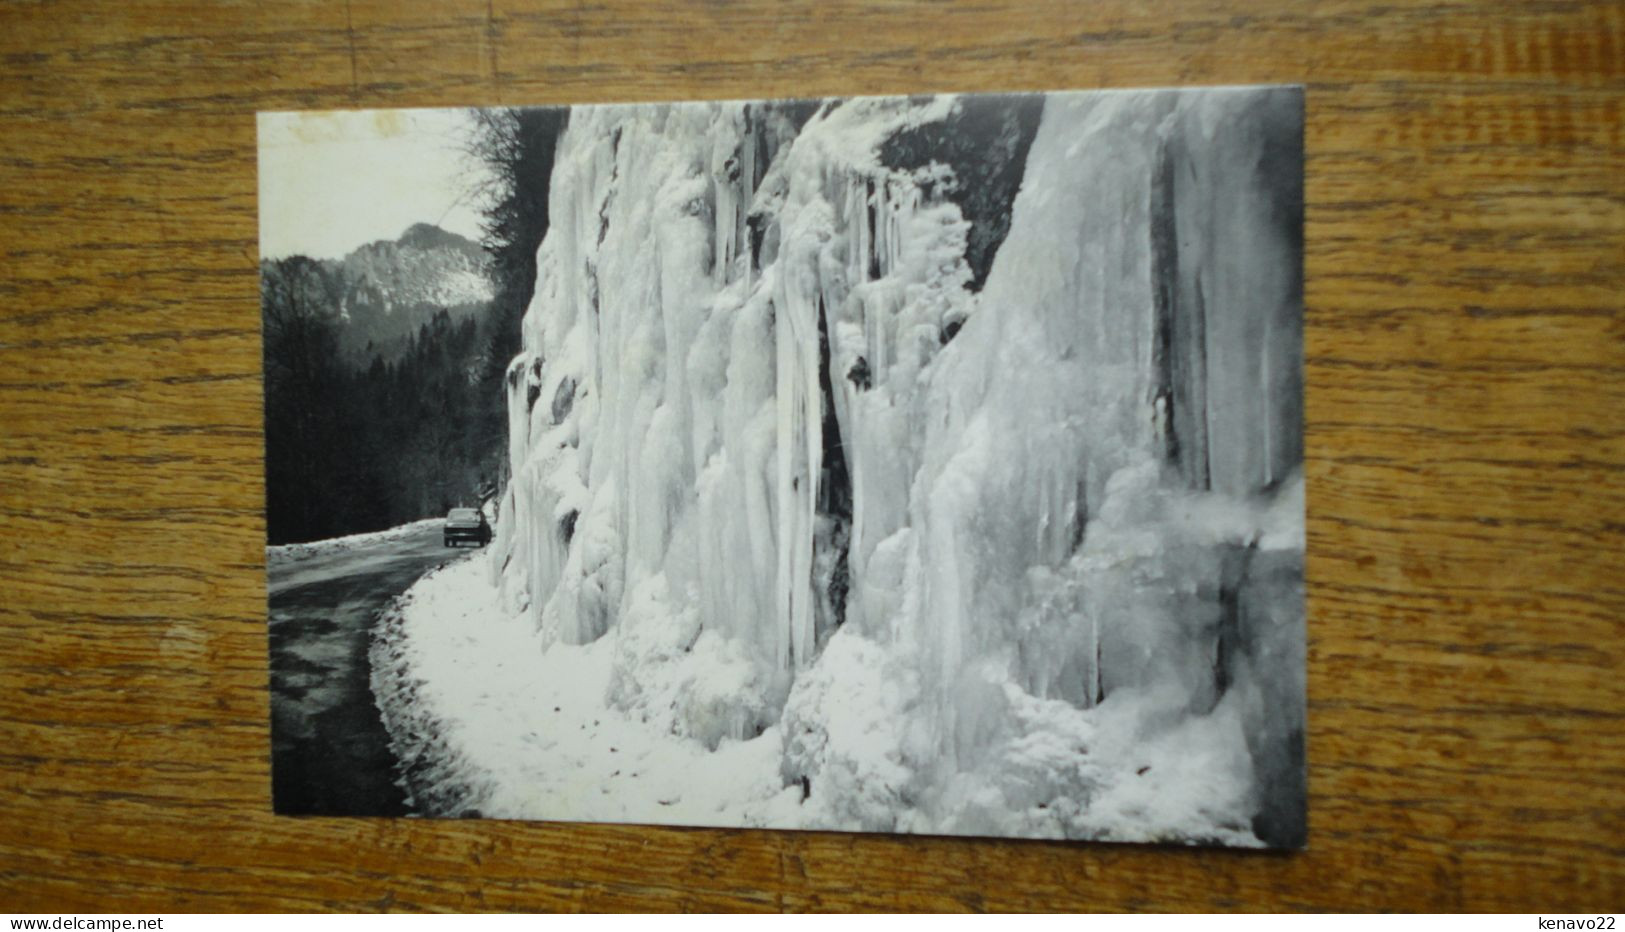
[
  {"x1": 266, "y1": 517, "x2": 443, "y2": 567},
  {"x1": 388, "y1": 87, "x2": 1305, "y2": 846},
  {"x1": 378, "y1": 553, "x2": 1262, "y2": 845},
  {"x1": 371, "y1": 554, "x2": 802, "y2": 827}
]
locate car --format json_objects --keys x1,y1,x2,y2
[{"x1": 443, "y1": 507, "x2": 492, "y2": 547}]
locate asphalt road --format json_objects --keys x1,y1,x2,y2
[{"x1": 267, "y1": 523, "x2": 469, "y2": 816}]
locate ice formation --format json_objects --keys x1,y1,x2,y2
[{"x1": 483, "y1": 87, "x2": 1305, "y2": 846}]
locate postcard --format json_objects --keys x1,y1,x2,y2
[{"x1": 260, "y1": 85, "x2": 1305, "y2": 847}]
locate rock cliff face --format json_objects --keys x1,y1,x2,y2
[{"x1": 490, "y1": 88, "x2": 1305, "y2": 845}]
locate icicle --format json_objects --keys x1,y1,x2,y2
[
  {"x1": 1087, "y1": 606, "x2": 1101, "y2": 709},
  {"x1": 884, "y1": 178, "x2": 897, "y2": 279},
  {"x1": 856, "y1": 176, "x2": 872, "y2": 287},
  {"x1": 774, "y1": 294, "x2": 801, "y2": 671},
  {"x1": 770, "y1": 231, "x2": 827, "y2": 672},
  {"x1": 740, "y1": 109, "x2": 756, "y2": 289},
  {"x1": 1261, "y1": 313, "x2": 1273, "y2": 487},
  {"x1": 715, "y1": 162, "x2": 735, "y2": 287}
]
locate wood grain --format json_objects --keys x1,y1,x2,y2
[{"x1": 1, "y1": 0, "x2": 1621, "y2": 913}]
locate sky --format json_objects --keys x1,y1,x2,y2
[{"x1": 258, "y1": 108, "x2": 493, "y2": 260}]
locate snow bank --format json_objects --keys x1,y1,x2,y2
[
  {"x1": 471, "y1": 88, "x2": 1304, "y2": 845},
  {"x1": 267, "y1": 517, "x2": 443, "y2": 568},
  {"x1": 372, "y1": 554, "x2": 801, "y2": 825}
]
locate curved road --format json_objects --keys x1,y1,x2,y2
[{"x1": 268, "y1": 523, "x2": 470, "y2": 816}]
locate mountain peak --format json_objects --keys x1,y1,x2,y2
[
  {"x1": 322, "y1": 223, "x2": 495, "y2": 357},
  {"x1": 397, "y1": 222, "x2": 475, "y2": 252}
]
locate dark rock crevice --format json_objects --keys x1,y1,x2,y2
[
  {"x1": 813, "y1": 297, "x2": 853, "y2": 644},
  {"x1": 878, "y1": 94, "x2": 1044, "y2": 292}
]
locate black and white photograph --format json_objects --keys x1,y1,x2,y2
[{"x1": 260, "y1": 86, "x2": 1306, "y2": 848}]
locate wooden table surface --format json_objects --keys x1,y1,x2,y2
[{"x1": 1, "y1": 0, "x2": 1621, "y2": 913}]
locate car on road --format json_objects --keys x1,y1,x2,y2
[{"x1": 443, "y1": 507, "x2": 492, "y2": 548}]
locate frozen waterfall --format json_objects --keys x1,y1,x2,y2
[{"x1": 489, "y1": 87, "x2": 1305, "y2": 846}]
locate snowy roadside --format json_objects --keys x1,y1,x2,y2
[
  {"x1": 369, "y1": 554, "x2": 803, "y2": 826},
  {"x1": 369, "y1": 547, "x2": 1267, "y2": 846},
  {"x1": 267, "y1": 518, "x2": 445, "y2": 568}
]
